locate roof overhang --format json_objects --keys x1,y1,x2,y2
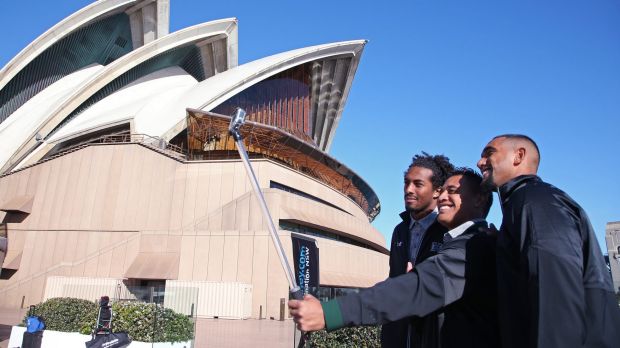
[
  {"x1": 2, "y1": 251, "x2": 22, "y2": 271},
  {"x1": 0, "y1": 195, "x2": 34, "y2": 214},
  {"x1": 280, "y1": 204, "x2": 387, "y2": 253},
  {"x1": 124, "y1": 252, "x2": 179, "y2": 280}
]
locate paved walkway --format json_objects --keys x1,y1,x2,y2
[
  {"x1": 0, "y1": 308, "x2": 298, "y2": 348},
  {"x1": 195, "y1": 318, "x2": 299, "y2": 348},
  {"x1": 0, "y1": 308, "x2": 24, "y2": 348},
  {"x1": 0, "y1": 325, "x2": 11, "y2": 348},
  {"x1": 0, "y1": 308, "x2": 24, "y2": 327}
]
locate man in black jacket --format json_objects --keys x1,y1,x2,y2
[
  {"x1": 383, "y1": 153, "x2": 454, "y2": 347},
  {"x1": 477, "y1": 134, "x2": 620, "y2": 348},
  {"x1": 289, "y1": 168, "x2": 499, "y2": 348}
]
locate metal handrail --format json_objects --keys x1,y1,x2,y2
[{"x1": 0, "y1": 133, "x2": 186, "y2": 178}]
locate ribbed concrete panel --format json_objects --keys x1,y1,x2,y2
[
  {"x1": 0, "y1": 144, "x2": 387, "y2": 317},
  {"x1": 319, "y1": 57, "x2": 351, "y2": 149},
  {"x1": 192, "y1": 237, "x2": 210, "y2": 280},
  {"x1": 236, "y1": 236, "x2": 254, "y2": 285},
  {"x1": 178, "y1": 236, "x2": 196, "y2": 280},
  {"x1": 127, "y1": 0, "x2": 170, "y2": 47},
  {"x1": 49, "y1": 156, "x2": 73, "y2": 230},
  {"x1": 265, "y1": 235, "x2": 289, "y2": 319},
  {"x1": 100, "y1": 146, "x2": 124, "y2": 231},
  {"x1": 181, "y1": 165, "x2": 200, "y2": 233},
  {"x1": 207, "y1": 235, "x2": 225, "y2": 281},
  {"x1": 251, "y1": 235, "x2": 269, "y2": 318}
]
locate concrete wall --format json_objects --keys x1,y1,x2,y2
[
  {"x1": 0, "y1": 144, "x2": 388, "y2": 318},
  {"x1": 43, "y1": 276, "x2": 130, "y2": 302}
]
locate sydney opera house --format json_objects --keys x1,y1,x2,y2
[{"x1": 0, "y1": 0, "x2": 388, "y2": 319}]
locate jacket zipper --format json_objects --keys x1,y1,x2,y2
[
  {"x1": 496, "y1": 187, "x2": 504, "y2": 215},
  {"x1": 406, "y1": 322, "x2": 411, "y2": 348}
]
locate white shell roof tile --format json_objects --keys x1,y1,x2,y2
[
  {"x1": 134, "y1": 40, "x2": 366, "y2": 142},
  {"x1": 49, "y1": 66, "x2": 197, "y2": 143},
  {"x1": 0, "y1": 64, "x2": 104, "y2": 168}
]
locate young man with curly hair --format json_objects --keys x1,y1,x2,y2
[{"x1": 380, "y1": 152, "x2": 455, "y2": 347}]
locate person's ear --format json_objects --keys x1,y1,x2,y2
[
  {"x1": 432, "y1": 187, "x2": 441, "y2": 199},
  {"x1": 513, "y1": 147, "x2": 526, "y2": 166}
]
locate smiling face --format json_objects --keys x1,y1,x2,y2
[
  {"x1": 437, "y1": 174, "x2": 479, "y2": 229},
  {"x1": 477, "y1": 137, "x2": 516, "y2": 189},
  {"x1": 404, "y1": 166, "x2": 440, "y2": 219}
]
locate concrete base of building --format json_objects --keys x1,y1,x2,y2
[
  {"x1": 0, "y1": 325, "x2": 11, "y2": 348},
  {"x1": 0, "y1": 311, "x2": 298, "y2": 348},
  {"x1": 0, "y1": 309, "x2": 24, "y2": 348},
  {"x1": 196, "y1": 317, "x2": 297, "y2": 348},
  {"x1": 0, "y1": 307, "x2": 25, "y2": 326}
]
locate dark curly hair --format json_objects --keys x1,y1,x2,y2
[
  {"x1": 449, "y1": 167, "x2": 493, "y2": 217},
  {"x1": 405, "y1": 152, "x2": 454, "y2": 189}
]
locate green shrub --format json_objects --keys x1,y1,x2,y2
[
  {"x1": 111, "y1": 301, "x2": 194, "y2": 342},
  {"x1": 27, "y1": 297, "x2": 97, "y2": 335},
  {"x1": 306, "y1": 326, "x2": 381, "y2": 348},
  {"x1": 27, "y1": 298, "x2": 194, "y2": 342}
]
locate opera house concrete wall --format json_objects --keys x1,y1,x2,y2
[{"x1": 0, "y1": 0, "x2": 388, "y2": 319}]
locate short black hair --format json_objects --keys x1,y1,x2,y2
[
  {"x1": 493, "y1": 133, "x2": 540, "y2": 159},
  {"x1": 405, "y1": 152, "x2": 454, "y2": 189},
  {"x1": 450, "y1": 167, "x2": 493, "y2": 217}
]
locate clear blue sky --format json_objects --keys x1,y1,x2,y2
[{"x1": 1, "y1": 0, "x2": 619, "y2": 252}]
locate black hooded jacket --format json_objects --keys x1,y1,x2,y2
[{"x1": 496, "y1": 175, "x2": 620, "y2": 348}]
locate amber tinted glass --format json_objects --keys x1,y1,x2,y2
[{"x1": 212, "y1": 62, "x2": 313, "y2": 142}]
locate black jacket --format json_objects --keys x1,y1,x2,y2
[
  {"x1": 382, "y1": 212, "x2": 448, "y2": 348},
  {"x1": 496, "y1": 175, "x2": 620, "y2": 348},
  {"x1": 322, "y1": 221, "x2": 499, "y2": 348}
]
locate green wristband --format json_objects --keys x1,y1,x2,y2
[{"x1": 321, "y1": 300, "x2": 344, "y2": 331}]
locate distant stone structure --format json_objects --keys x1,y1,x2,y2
[{"x1": 605, "y1": 221, "x2": 620, "y2": 293}]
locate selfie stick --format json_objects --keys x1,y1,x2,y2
[{"x1": 228, "y1": 108, "x2": 304, "y2": 301}]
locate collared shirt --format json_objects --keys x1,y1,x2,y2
[
  {"x1": 443, "y1": 219, "x2": 487, "y2": 243},
  {"x1": 408, "y1": 209, "x2": 438, "y2": 264}
]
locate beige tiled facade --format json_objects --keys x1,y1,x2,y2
[{"x1": 0, "y1": 143, "x2": 388, "y2": 318}]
